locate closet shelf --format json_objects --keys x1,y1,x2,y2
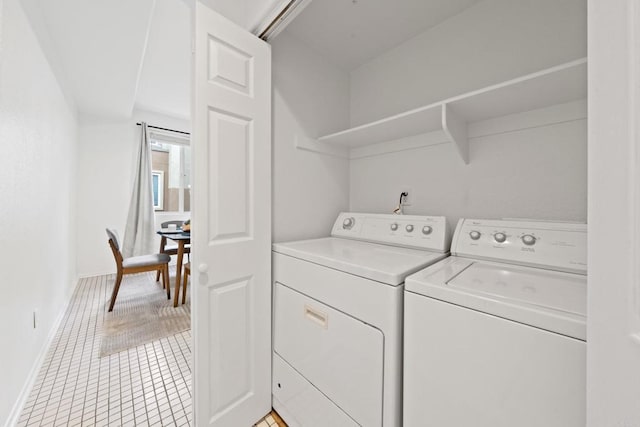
[{"x1": 315, "y1": 57, "x2": 587, "y2": 163}]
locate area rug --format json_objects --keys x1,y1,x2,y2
[{"x1": 100, "y1": 271, "x2": 190, "y2": 357}]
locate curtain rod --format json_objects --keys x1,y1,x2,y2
[{"x1": 136, "y1": 122, "x2": 190, "y2": 136}]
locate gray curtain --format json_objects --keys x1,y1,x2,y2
[{"x1": 123, "y1": 122, "x2": 155, "y2": 257}]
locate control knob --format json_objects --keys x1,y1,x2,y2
[
  {"x1": 390, "y1": 223, "x2": 398, "y2": 231},
  {"x1": 469, "y1": 230, "x2": 481, "y2": 240},
  {"x1": 494, "y1": 232, "x2": 507, "y2": 243},
  {"x1": 342, "y1": 217, "x2": 355, "y2": 230},
  {"x1": 522, "y1": 234, "x2": 537, "y2": 246},
  {"x1": 406, "y1": 224, "x2": 414, "y2": 233},
  {"x1": 422, "y1": 225, "x2": 433, "y2": 235}
]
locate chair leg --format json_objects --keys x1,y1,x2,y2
[
  {"x1": 164, "y1": 265, "x2": 171, "y2": 300},
  {"x1": 182, "y1": 268, "x2": 189, "y2": 304},
  {"x1": 155, "y1": 269, "x2": 161, "y2": 284},
  {"x1": 108, "y1": 271, "x2": 123, "y2": 312}
]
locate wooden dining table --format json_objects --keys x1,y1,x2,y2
[{"x1": 157, "y1": 229, "x2": 191, "y2": 307}]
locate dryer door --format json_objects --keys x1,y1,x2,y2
[{"x1": 274, "y1": 282, "x2": 384, "y2": 427}]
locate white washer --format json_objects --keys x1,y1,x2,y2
[
  {"x1": 272, "y1": 212, "x2": 451, "y2": 427},
  {"x1": 404, "y1": 218, "x2": 587, "y2": 427}
]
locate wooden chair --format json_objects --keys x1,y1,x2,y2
[
  {"x1": 156, "y1": 220, "x2": 191, "y2": 283},
  {"x1": 106, "y1": 228, "x2": 171, "y2": 312},
  {"x1": 181, "y1": 262, "x2": 191, "y2": 304}
]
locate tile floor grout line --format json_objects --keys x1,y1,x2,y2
[
  {"x1": 153, "y1": 339, "x2": 179, "y2": 425},
  {"x1": 158, "y1": 318, "x2": 189, "y2": 419},
  {"x1": 18, "y1": 272, "x2": 194, "y2": 427},
  {"x1": 82, "y1": 274, "x2": 102, "y2": 425},
  {"x1": 35, "y1": 275, "x2": 85, "y2": 426},
  {"x1": 57, "y1": 273, "x2": 96, "y2": 426}
]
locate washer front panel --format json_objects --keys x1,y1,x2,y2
[{"x1": 403, "y1": 292, "x2": 586, "y2": 427}]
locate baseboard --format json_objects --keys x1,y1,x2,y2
[
  {"x1": 3, "y1": 281, "x2": 75, "y2": 427},
  {"x1": 77, "y1": 270, "x2": 114, "y2": 279}
]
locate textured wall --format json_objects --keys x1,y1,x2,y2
[
  {"x1": 349, "y1": 0, "x2": 587, "y2": 126},
  {"x1": 76, "y1": 109, "x2": 190, "y2": 277},
  {"x1": 348, "y1": 0, "x2": 587, "y2": 226},
  {"x1": 0, "y1": 0, "x2": 79, "y2": 424},
  {"x1": 271, "y1": 32, "x2": 351, "y2": 242}
]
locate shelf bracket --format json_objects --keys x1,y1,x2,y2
[
  {"x1": 442, "y1": 103, "x2": 469, "y2": 164},
  {"x1": 295, "y1": 135, "x2": 349, "y2": 158}
]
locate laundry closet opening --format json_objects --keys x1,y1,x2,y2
[{"x1": 268, "y1": 0, "x2": 586, "y2": 244}]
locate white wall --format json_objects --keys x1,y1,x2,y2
[
  {"x1": 587, "y1": 1, "x2": 640, "y2": 425},
  {"x1": 0, "y1": 0, "x2": 79, "y2": 424},
  {"x1": 271, "y1": 32, "x2": 350, "y2": 242},
  {"x1": 76, "y1": 109, "x2": 190, "y2": 277},
  {"x1": 351, "y1": 119, "x2": 587, "y2": 226},
  {"x1": 349, "y1": 0, "x2": 587, "y2": 126},
  {"x1": 348, "y1": 0, "x2": 587, "y2": 225}
]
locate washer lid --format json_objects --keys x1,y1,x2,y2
[
  {"x1": 448, "y1": 263, "x2": 586, "y2": 317},
  {"x1": 273, "y1": 237, "x2": 446, "y2": 286},
  {"x1": 405, "y1": 257, "x2": 587, "y2": 340}
]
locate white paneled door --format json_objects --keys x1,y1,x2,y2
[{"x1": 192, "y1": 3, "x2": 272, "y2": 426}]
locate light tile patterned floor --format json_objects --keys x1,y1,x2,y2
[
  {"x1": 17, "y1": 273, "x2": 192, "y2": 427},
  {"x1": 254, "y1": 412, "x2": 284, "y2": 427},
  {"x1": 17, "y1": 272, "x2": 285, "y2": 427}
]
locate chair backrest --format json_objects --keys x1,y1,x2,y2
[
  {"x1": 161, "y1": 220, "x2": 184, "y2": 229},
  {"x1": 106, "y1": 228, "x2": 123, "y2": 268}
]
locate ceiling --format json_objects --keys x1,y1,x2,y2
[
  {"x1": 284, "y1": 0, "x2": 481, "y2": 71},
  {"x1": 22, "y1": 0, "x2": 480, "y2": 119},
  {"x1": 135, "y1": 0, "x2": 192, "y2": 119},
  {"x1": 34, "y1": 0, "x2": 157, "y2": 118},
  {"x1": 23, "y1": 0, "x2": 194, "y2": 119}
]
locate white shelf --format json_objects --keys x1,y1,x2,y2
[
  {"x1": 317, "y1": 101, "x2": 443, "y2": 148},
  {"x1": 312, "y1": 58, "x2": 587, "y2": 163},
  {"x1": 446, "y1": 58, "x2": 587, "y2": 122}
]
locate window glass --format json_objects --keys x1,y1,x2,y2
[{"x1": 151, "y1": 139, "x2": 190, "y2": 212}]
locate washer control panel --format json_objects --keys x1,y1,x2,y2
[
  {"x1": 452, "y1": 218, "x2": 587, "y2": 274},
  {"x1": 332, "y1": 212, "x2": 451, "y2": 252}
]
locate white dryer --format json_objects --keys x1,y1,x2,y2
[
  {"x1": 404, "y1": 218, "x2": 587, "y2": 427},
  {"x1": 272, "y1": 212, "x2": 451, "y2": 427}
]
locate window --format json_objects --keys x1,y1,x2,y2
[
  {"x1": 152, "y1": 170, "x2": 164, "y2": 210},
  {"x1": 150, "y1": 132, "x2": 190, "y2": 212}
]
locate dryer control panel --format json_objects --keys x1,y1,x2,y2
[
  {"x1": 331, "y1": 212, "x2": 451, "y2": 252},
  {"x1": 452, "y1": 218, "x2": 587, "y2": 274}
]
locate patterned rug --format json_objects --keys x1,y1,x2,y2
[{"x1": 100, "y1": 270, "x2": 190, "y2": 357}]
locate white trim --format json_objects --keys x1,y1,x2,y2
[
  {"x1": 629, "y1": 0, "x2": 640, "y2": 345},
  {"x1": 4, "y1": 285, "x2": 75, "y2": 427}
]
